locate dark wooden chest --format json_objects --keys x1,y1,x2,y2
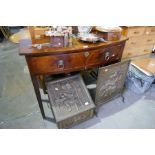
[{"x1": 46, "y1": 74, "x2": 95, "y2": 129}]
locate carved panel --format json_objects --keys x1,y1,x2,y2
[
  {"x1": 46, "y1": 74, "x2": 95, "y2": 128},
  {"x1": 95, "y1": 60, "x2": 130, "y2": 106}
]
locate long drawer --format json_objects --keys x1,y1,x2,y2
[
  {"x1": 86, "y1": 43, "x2": 124, "y2": 67},
  {"x1": 127, "y1": 27, "x2": 146, "y2": 37},
  {"x1": 122, "y1": 44, "x2": 154, "y2": 58},
  {"x1": 125, "y1": 35, "x2": 155, "y2": 49},
  {"x1": 26, "y1": 43, "x2": 125, "y2": 75},
  {"x1": 125, "y1": 36, "x2": 144, "y2": 48},
  {"x1": 143, "y1": 35, "x2": 155, "y2": 45},
  {"x1": 26, "y1": 52, "x2": 86, "y2": 75},
  {"x1": 145, "y1": 26, "x2": 155, "y2": 35}
]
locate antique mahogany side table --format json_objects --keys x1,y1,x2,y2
[{"x1": 19, "y1": 29, "x2": 128, "y2": 119}]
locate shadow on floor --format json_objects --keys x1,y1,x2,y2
[{"x1": 72, "y1": 88, "x2": 144, "y2": 129}]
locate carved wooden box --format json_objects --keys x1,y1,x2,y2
[
  {"x1": 95, "y1": 60, "x2": 130, "y2": 106},
  {"x1": 50, "y1": 35, "x2": 69, "y2": 47},
  {"x1": 96, "y1": 31, "x2": 122, "y2": 41},
  {"x1": 46, "y1": 74, "x2": 95, "y2": 129}
]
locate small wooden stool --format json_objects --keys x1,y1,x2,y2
[{"x1": 126, "y1": 57, "x2": 155, "y2": 94}]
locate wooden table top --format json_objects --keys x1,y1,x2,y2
[
  {"x1": 131, "y1": 58, "x2": 155, "y2": 76},
  {"x1": 19, "y1": 36, "x2": 128, "y2": 56}
]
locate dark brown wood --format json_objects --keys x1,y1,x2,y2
[
  {"x1": 86, "y1": 43, "x2": 125, "y2": 67},
  {"x1": 26, "y1": 42, "x2": 126, "y2": 76},
  {"x1": 30, "y1": 75, "x2": 45, "y2": 119},
  {"x1": 19, "y1": 30, "x2": 128, "y2": 120},
  {"x1": 26, "y1": 52, "x2": 86, "y2": 75},
  {"x1": 38, "y1": 75, "x2": 47, "y2": 94},
  {"x1": 19, "y1": 37, "x2": 128, "y2": 56}
]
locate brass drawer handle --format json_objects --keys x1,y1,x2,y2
[
  {"x1": 57, "y1": 60, "x2": 64, "y2": 69},
  {"x1": 131, "y1": 42, "x2": 136, "y2": 45},
  {"x1": 105, "y1": 52, "x2": 110, "y2": 61},
  {"x1": 134, "y1": 31, "x2": 139, "y2": 34}
]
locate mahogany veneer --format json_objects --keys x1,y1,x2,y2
[{"x1": 19, "y1": 31, "x2": 128, "y2": 119}]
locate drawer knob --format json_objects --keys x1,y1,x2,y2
[
  {"x1": 134, "y1": 31, "x2": 139, "y2": 34},
  {"x1": 131, "y1": 42, "x2": 136, "y2": 45},
  {"x1": 57, "y1": 60, "x2": 64, "y2": 68},
  {"x1": 146, "y1": 31, "x2": 150, "y2": 35},
  {"x1": 84, "y1": 52, "x2": 89, "y2": 57}
]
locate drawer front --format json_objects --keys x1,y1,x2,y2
[
  {"x1": 103, "y1": 44, "x2": 124, "y2": 63},
  {"x1": 27, "y1": 53, "x2": 86, "y2": 75},
  {"x1": 85, "y1": 49, "x2": 106, "y2": 66},
  {"x1": 86, "y1": 44, "x2": 124, "y2": 67},
  {"x1": 125, "y1": 35, "x2": 155, "y2": 49},
  {"x1": 128, "y1": 27, "x2": 145, "y2": 37},
  {"x1": 141, "y1": 45, "x2": 154, "y2": 54},
  {"x1": 143, "y1": 35, "x2": 155, "y2": 45},
  {"x1": 125, "y1": 36, "x2": 145, "y2": 48},
  {"x1": 145, "y1": 27, "x2": 155, "y2": 35},
  {"x1": 122, "y1": 45, "x2": 154, "y2": 59}
]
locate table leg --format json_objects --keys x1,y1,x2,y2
[
  {"x1": 30, "y1": 75, "x2": 46, "y2": 119},
  {"x1": 39, "y1": 75, "x2": 47, "y2": 94}
]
